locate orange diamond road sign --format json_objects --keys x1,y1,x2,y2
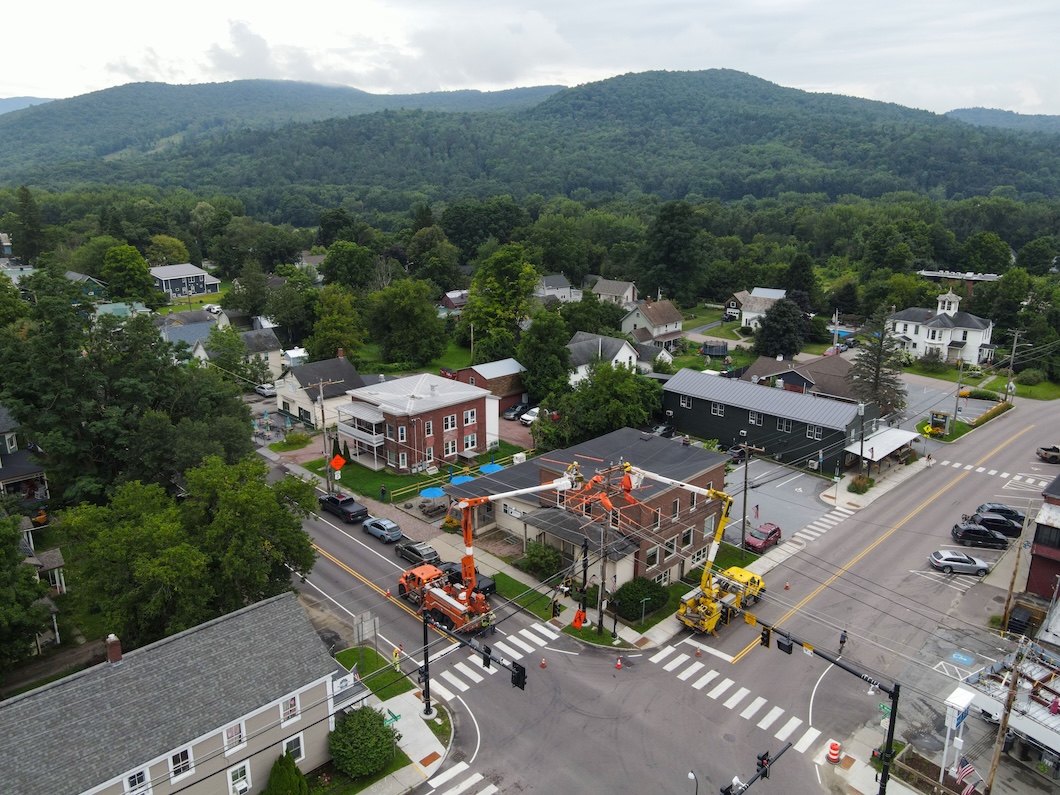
[{"x1": 330, "y1": 455, "x2": 346, "y2": 471}]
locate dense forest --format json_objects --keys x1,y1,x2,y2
[
  {"x1": 946, "y1": 107, "x2": 1060, "y2": 135},
  {"x1": 3, "y1": 70, "x2": 1060, "y2": 228}
]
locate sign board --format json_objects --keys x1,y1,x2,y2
[
  {"x1": 929, "y1": 411, "x2": 950, "y2": 430},
  {"x1": 384, "y1": 709, "x2": 401, "y2": 726},
  {"x1": 330, "y1": 454, "x2": 347, "y2": 471}
]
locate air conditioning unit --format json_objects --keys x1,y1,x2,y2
[
  {"x1": 807, "y1": 459, "x2": 819, "y2": 471},
  {"x1": 512, "y1": 452, "x2": 527, "y2": 464},
  {"x1": 235, "y1": 782, "x2": 250, "y2": 795},
  {"x1": 665, "y1": 410, "x2": 674, "y2": 417}
]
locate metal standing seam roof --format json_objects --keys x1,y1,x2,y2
[
  {"x1": 149, "y1": 263, "x2": 219, "y2": 281},
  {"x1": 664, "y1": 368, "x2": 860, "y2": 430},
  {"x1": 469, "y1": 358, "x2": 526, "y2": 380},
  {"x1": 0, "y1": 593, "x2": 338, "y2": 795}
]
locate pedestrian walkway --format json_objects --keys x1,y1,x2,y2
[{"x1": 790, "y1": 505, "x2": 855, "y2": 544}]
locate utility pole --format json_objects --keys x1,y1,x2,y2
[
  {"x1": 306, "y1": 377, "x2": 343, "y2": 493},
  {"x1": 1000, "y1": 505, "x2": 1035, "y2": 629},
  {"x1": 983, "y1": 637, "x2": 1027, "y2": 795},
  {"x1": 952, "y1": 360, "x2": 964, "y2": 427},
  {"x1": 1003, "y1": 330, "x2": 1020, "y2": 404},
  {"x1": 739, "y1": 444, "x2": 764, "y2": 546}
]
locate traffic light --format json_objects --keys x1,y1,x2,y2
[
  {"x1": 777, "y1": 633, "x2": 793, "y2": 654},
  {"x1": 757, "y1": 751, "x2": 770, "y2": 779},
  {"x1": 511, "y1": 662, "x2": 526, "y2": 690},
  {"x1": 482, "y1": 645, "x2": 492, "y2": 669},
  {"x1": 552, "y1": 600, "x2": 561, "y2": 618},
  {"x1": 720, "y1": 786, "x2": 734, "y2": 795},
  {"x1": 760, "y1": 626, "x2": 771, "y2": 648}
]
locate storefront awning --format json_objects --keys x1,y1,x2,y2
[{"x1": 843, "y1": 428, "x2": 920, "y2": 462}]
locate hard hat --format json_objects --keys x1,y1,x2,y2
[
  {"x1": 572, "y1": 460, "x2": 579, "y2": 466},
  {"x1": 623, "y1": 462, "x2": 632, "y2": 471}
]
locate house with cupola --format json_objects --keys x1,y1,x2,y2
[{"x1": 887, "y1": 291, "x2": 994, "y2": 365}]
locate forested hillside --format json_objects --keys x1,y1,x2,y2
[
  {"x1": 0, "y1": 80, "x2": 563, "y2": 171},
  {"x1": 6, "y1": 70, "x2": 1060, "y2": 226},
  {"x1": 946, "y1": 107, "x2": 1060, "y2": 135},
  {"x1": 0, "y1": 97, "x2": 52, "y2": 115}
]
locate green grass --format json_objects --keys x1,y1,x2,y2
[
  {"x1": 984, "y1": 376, "x2": 1060, "y2": 400},
  {"x1": 306, "y1": 751, "x2": 412, "y2": 795},
  {"x1": 493, "y1": 572, "x2": 558, "y2": 621},
  {"x1": 355, "y1": 340, "x2": 472, "y2": 376},
  {"x1": 681, "y1": 306, "x2": 725, "y2": 328},
  {"x1": 916, "y1": 418, "x2": 973, "y2": 442},
  {"x1": 702, "y1": 323, "x2": 748, "y2": 342},
  {"x1": 902, "y1": 363, "x2": 967, "y2": 383},
  {"x1": 334, "y1": 646, "x2": 415, "y2": 698},
  {"x1": 671, "y1": 345, "x2": 755, "y2": 373},
  {"x1": 268, "y1": 434, "x2": 313, "y2": 453},
  {"x1": 425, "y1": 703, "x2": 452, "y2": 745},
  {"x1": 53, "y1": 591, "x2": 110, "y2": 647},
  {"x1": 562, "y1": 622, "x2": 634, "y2": 647}
]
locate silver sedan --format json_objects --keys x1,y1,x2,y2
[{"x1": 929, "y1": 550, "x2": 989, "y2": 576}]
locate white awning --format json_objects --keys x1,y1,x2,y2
[{"x1": 844, "y1": 428, "x2": 920, "y2": 462}]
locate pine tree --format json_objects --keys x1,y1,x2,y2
[{"x1": 845, "y1": 307, "x2": 907, "y2": 415}]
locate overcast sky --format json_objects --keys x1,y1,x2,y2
[{"x1": 7, "y1": 1, "x2": 1059, "y2": 115}]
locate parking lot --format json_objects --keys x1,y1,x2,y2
[{"x1": 722, "y1": 458, "x2": 836, "y2": 545}]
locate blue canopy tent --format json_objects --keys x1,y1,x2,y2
[
  {"x1": 479, "y1": 463, "x2": 504, "y2": 474},
  {"x1": 419, "y1": 486, "x2": 446, "y2": 499},
  {"x1": 451, "y1": 475, "x2": 476, "y2": 486}
]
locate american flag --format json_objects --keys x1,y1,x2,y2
[
  {"x1": 753, "y1": 504, "x2": 759, "y2": 519},
  {"x1": 962, "y1": 780, "x2": 978, "y2": 795},
  {"x1": 955, "y1": 757, "x2": 975, "y2": 784}
]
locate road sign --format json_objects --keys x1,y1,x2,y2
[
  {"x1": 879, "y1": 703, "x2": 892, "y2": 715},
  {"x1": 384, "y1": 709, "x2": 401, "y2": 726}
]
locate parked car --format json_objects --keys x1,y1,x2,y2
[
  {"x1": 317, "y1": 493, "x2": 369, "y2": 523},
  {"x1": 503, "y1": 402, "x2": 530, "y2": 421},
  {"x1": 395, "y1": 540, "x2": 440, "y2": 566},
  {"x1": 929, "y1": 550, "x2": 989, "y2": 576},
  {"x1": 647, "y1": 423, "x2": 675, "y2": 438},
  {"x1": 254, "y1": 383, "x2": 277, "y2": 397},
  {"x1": 435, "y1": 561, "x2": 497, "y2": 596},
  {"x1": 727, "y1": 446, "x2": 746, "y2": 464},
  {"x1": 974, "y1": 503, "x2": 1026, "y2": 524},
  {"x1": 203, "y1": 303, "x2": 221, "y2": 314},
  {"x1": 950, "y1": 521, "x2": 1008, "y2": 549},
  {"x1": 745, "y1": 522, "x2": 781, "y2": 553},
  {"x1": 964, "y1": 512, "x2": 1022, "y2": 538},
  {"x1": 362, "y1": 517, "x2": 403, "y2": 542},
  {"x1": 519, "y1": 407, "x2": 540, "y2": 426}
]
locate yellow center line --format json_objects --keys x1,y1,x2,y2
[{"x1": 730, "y1": 423, "x2": 1034, "y2": 664}]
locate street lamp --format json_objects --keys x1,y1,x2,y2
[
  {"x1": 857, "y1": 402, "x2": 866, "y2": 473},
  {"x1": 687, "y1": 770, "x2": 698, "y2": 795}
]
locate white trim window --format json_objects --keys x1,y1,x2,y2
[
  {"x1": 399, "y1": 451, "x2": 408, "y2": 469},
  {"x1": 671, "y1": 498, "x2": 680, "y2": 519},
  {"x1": 424, "y1": 446, "x2": 434, "y2": 463},
  {"x1": 663, "y1": 536, "x2": 677, "y2": 559},
  {"x1": 711, "y1": 402, "x2": 724, "y2": 417},
  {"x1": 681, "y1": 527, "x2": 693, "y2": 547},
  {"x1": 777, "y1": 418, "x2": 792, "y2": 433},
  {"x1": 385, "y1": 423, "x2": 394, "y2": 440},
  {"x1": 680, "y1": 395, "x2": 693, "y2": 409},
  {"x1": 806, "y1": 424, "x2": 823, "y2": 441},
  {"x1": 463, "y1": 433, "x2": 477, "y2": 451},
  {"x1": 125, "y1": 770, "x2": 151, "y2": 794},
  {"x1": 443, "y1": 414, "x2": 457, "y2": 431},
  {"x1": 170, "y1": 748, "x2": 194, "y2": 782},
  {"x1": 690, "y1": 546, "x2": 708, "y2": 566},
  {"x1": 228, "y1": 763, "x2": 251, "y2": 794},
  {"x1": 653, "y1": 570, "x2": 671, "y2": 586},
  {"x1": 443, "y1": 439, "x2": 457, "y2": 457},
  {"x1": 463, "y1": 408, "x2": 477, "y2": 425},
  {"x1": 424, "y1": 420, "x2": 433, "y2": 437},
  {"x1": 398, "y1": 426, "x2": 407, "y2": 443},
  {"x1": 283, "y1": 732, "x2": 305, "y2": 762},
  {"x1": 224, "y1": 721, "x2": 246, "y2": 755},
  {"x1": 689, "y1": 492, "x2": 697, "y2": 512},
  {"x1": 653, "y1": 508, "x2": 661, "y2": 530},
  {"x1": 645, "y1": 546, "x2": 659, "y2": 568},
  {"x1": 748, "y1": 411, "x2": 763, "y2": 426},
  {"x1": 281, "y1": 695, "x2": 300, "y2": 725}
]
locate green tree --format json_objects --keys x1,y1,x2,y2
[
  {"x1": 641, "y1": 201, "x2": 702, "y2": 305},
  {"x1": 0, "y1": 516, "x2": 50, "y2": 681},
  {"x1": 559, "y1": 292, "x2": 627, "y2": 338},
  {"x1": 265, "y1": 282, "x2": 316, "y2": 343},
  {"x1": 145, "y1": 234, "x2": 190, "y2": 267},
  {"x1": 460, "y1": 244, "x2": 539, "y2": 340},
  {"x1": 330, "y1": 706, "x2": 401, "y2": 779},
  {"x1": 0, "y1": 273, "x2": 28, "y2": 328},
  {"x1": 407, "y1": 226, "x2": 463, "y2": 291},
  {"x1": 203, "y1": 325, "x2": 251, "y2": 384},
  {"x1": 262, "y1": 752, "x2": 308, "y2": 795},
  {"x1": 516, "y1": 311, "x2": 572, "y2": 402},
  {"x1": 224, "y1": 261, "x2": 271, "y2": 318},
  {"x1": 783, "y1": 253, "x2": 821, "y2": 311},
  {"x1": 69, "y1": 235, "x2": 125, "y2": 279},
  {"x1": 321, "y1": 241, "x2": 376, "y2": 290},
  {"x1": 101, "y1": 244, "x2": 156, "y2": 302},
  {"x1": 959, "y1": 231, "x2": 1012, "y2": 273},
  {"x1": 12, "y1": 185, "x2": 44, "y2": 263},
  {"x1": 304, "y1": 285, "x2": 364, "y2": 362},
  {"x1": 472, "y1": 328, "x2": 516, "y2": 366},
  {"x1": 522, "y1": 214, "x2": 590, "y2": 286},
  {"x1": 1016, "y1": 236, "x2": 1057, "y2": 276},
  {"x1": 752, "y1": 298, "x2": 805, "y2": 358},
  {"x1": 846, "y1": 307, "x2": 907, "y2": 414}
]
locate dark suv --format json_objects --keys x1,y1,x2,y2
[
  {"x1": 317, "y1": 494, "x2": 369, "y2": 523},
  {"x1": 395, "y1": 541, "x2": 441, "y2": 566},
  {"x1": 966, "y1": 512, "x2": 1022, "y2": 538},
  {"x1": 951, "y1": 521, "x2": 1008, "y2": 549},
  {"x1": 435, "y1": 561, "x2": 497, "y2": 596},
  {"x1": 974, "y1": 503, "x2": 1026, "y2": 525}
]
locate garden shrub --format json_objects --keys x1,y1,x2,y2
[
  {"x1": 285, "y1": 431, "x2": 311, "y2": 448},
  {"x1": 263, "y1": 752, "x2": 308, "y2": 795},
  {"x1": 613, "y1": 577, "x2": 668, "y2": 621},
  {"x1": 967, "y1": 389, "x2": 999, "y2": 401},
  {"x1": 739, "y1": 326, "x2": 754, "y2": 336},
  {"x1": 916, "y1": 349, "x2": 948, "y2": 373},
  {"x1": 521, "y1": 541, "x2": 563, "y2": 581},
  {"x1": 440, "y1": 514, "x2": 460, "y2": 533},
  {"x1": 847, "y1": 474, "x2": 875, "y2": 494},
  {"x1": 1015, "y1": 368, "x2": 1045, "y2": 386},
  {"x1": 973, "y1": 401, "x2": 1014, "y2": 426},
  {"x1": 329, "y1": 706, "x2": 400, "y2": 780}
]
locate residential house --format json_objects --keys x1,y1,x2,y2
[
  {"x1": 0, "y1": 232, "x2": 12, "y2": 257},
  {"x1": 193, "y1": 328, "x2": 285, "y2": 380},
  {"x1": 155, "y1": 310, "x2": 217, "y2": 328},
  {"x1": 535, "y1": 274, "x2": 579, "y2": 304},
  {"x1": 0, "y1": 593, "x2": 359, "y2": 795},
  {"x1": 635, "y1": 343, "x2": 674, "y2": 374},
  {"x1": 739, "y1": 354, "x2": 859, "y2": 402},
  {"x1": 1027, "y1": 473, "x2": 1060, "y2": 600},
  {"x1": 283, "y1": 348, "x2": 309, "y2": 368},
  {"x1": 662, "y1": 369, "x2": 882, "y2": 474},
  {"x1": 217, "y1": 308, "x2": 254, "y2": 331},
  {"x1": 441, "y1": 290, "x2": 469, "y2": 311},
  {"x1": 591, "y1": 278, "x2": 637, "y2": 309},
  {"x1": 150, "y1": 263, "x2": 221, "y2": 298},
  {"x1": 733, "y1": 288, "x2": 786, "y2": 329},
  {"x1": 0, "y1": 405, "x2": 49, "y2": 506},
  {"x1": 455, "y1": 358, "x2": 527, "y2": 413},
  {"x1": 567, "y1": 331, "x2": 639, "y2": 386},
  {"x1": 276, "y1": 352, "x2": 366, "y2": 429},
  {"x1": 724, "y1": 290, "x2": 750, "y2": 321},
  {"x1": 888, "y1": 291, "x2": 995, "y2": 365},
  {"x1": 337, "y1": 373, "x2": 496, "y2": 472},
  {"x1": 159, "y1": 321, "x2": 218, "y2": 353},
  {"x1": 442, "y1": 427, "x2": 729, "y2": 588},
  {"x1": 65, "y1": 271, "x2": 107, "y2": 298},
  {"x1": 621, "y1": 298, "x2": 685, "y2": 351},
  {"x1": 96, "y1": 302, "x2": 151, "y2": 320}
]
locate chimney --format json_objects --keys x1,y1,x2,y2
[
  {"x1": 106, "y1": 633, "x2": 123, "y2": 665},
  {"x1": 336, "y1": 348, "x2": 344, "y2": 359}
]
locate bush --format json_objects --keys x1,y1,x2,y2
[
  {"x1": 330, "y1": 706, "x2": 400, "y2": 780},
  {"x1": 904, "y1": 450, "x2": 919, "y2": 465},
  {"x1": 967, "y1": 389, "x2": 1000, "y2": 401},
  {"x1": 973, "y1": 401, "x2": 1014, "y2": 426},
  {"x1": 739, "y1": 326, "x2": 754, "y2": 336},
  {"x1": 521, "y1": 541, "x2": 563, "y2": 581},
  {"x1": 440, "y1": 514, "x2": 460, "y2": 533},
  {"x1": 286, "y1": 431, "x2": 311, "y2": 447},
  {"x1": 916, "y1": 349, "x2": 948, "y2": 373},
  {"x1": 847, "y1": 474, "x2": 875, "y2": 494},
  {"x1": 613, "y1": 577, "x2": 669, "y2": 621},
  {"x1": 263, "y1": 752, "x2": 308, "y2": 795},
  {"x1": 1016, "y1": 368, "x2": 1045, "y2": 386}
]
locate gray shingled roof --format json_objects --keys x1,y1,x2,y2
[
  {"x1": 540, "y1": 274, "x2": 571, "y2": 289},
  {"x1": 592, "y1": 278, "x2": 634, "y2": 297},
  {"x1": 0, "y1": 594, "x2": 337, "y2": 795},
  {"x1": 239, "y1": 328, "x2": 282, "y2": 354},
  {"x1": 567, "y1": 332, "x2": 634, "y2": 368},
  {"x1": 890, "y1": 307, "x2": 990, "y2": 330},
  {"x1": 161, "y1": 321, "x2": 216, "y2": 348},
  {"x1": 291, "y1": 357, "x2": 366, "y2": 398},
  {"x1": 664, "y1": 368, "x2": 860, "y2": 430}
]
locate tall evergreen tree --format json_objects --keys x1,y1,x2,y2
[
  {"x1": 845, "y1": 307, "x2": 907, "y2": 414},
  {"x1": 12, "y1": 185, "x2": 44, "y2": 263}
]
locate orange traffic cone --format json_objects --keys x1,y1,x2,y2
[
  {"x1": 615, "y1": 656, "x2": 622, "y2": 670},
  {"x1": 386, "y1": 587, "x2": 391, "y2": 598},
  {"x1": 827, "y1": 741, "x2": 841, "y2": 764},
  {"x1": 785, "y1": 581, "x2": 790, "y2": 590},
  {"x1": 695, "y1": 647, "x2": 701, "y2": 657},
  {"x1": 540, "y1": 657, "x2": 547, "y2": 669}
]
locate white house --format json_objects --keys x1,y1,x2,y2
[
  {"x1": 591, "y1": 278, "x2": 637, "y2": 309},
  {"x1": 888, "y1": 291, "x2": 994, "y2": 365},
  {"x1": 621, "y1": 298, "x2": 685, "y2": 350},
  {"x1": 566, "y1": 332, "x2": 639, "y2": 386},
  {"x1": 193, "y1": 328, "x2": 285, "y2": 380},
  {"x1": 535, "y1": 274, "x2": 580, "y2": 304},
  {"x1": 737, "y1": 288, "x2": 787, "y2": 329},
  {"x1": 275, "y1": 352, "x2": 366, "y2": 429}
]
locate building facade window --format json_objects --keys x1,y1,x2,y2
[
  {"x1": 171, "y1": 749, "x2": 193, "y2": 781},
  {"x1": 424, "y1": 446, "x2": 434, "y2": 463},
  {"x1": 671, "y1": 498, "x2": 680, "y2": 519},
  {"x1": 283, "y1": 733, "x2": 305, "y2": 762},
  {"x1": 469, "y1": 376, "x2": 475, "y2": 386},
  {"x1": 463, "y1": 408, "x2": 477, "y2": 425},
  {"x1": 281, "y1": 695, "x2": 299, "y2": 724},
  {"x1": 443, "y1": 439, "x2": 457, "y2": 457},
  {"x1": 777, "y1": 418, "x2": 792, "y2": 433},
  {"x1": 399, "y1": 451, "x2": 408, "y2": 469},
  {"x1": 125, "y1": 770, "x2": 151, "y2": 794},
  {"x1": 748, "y1": 411, "x2": 763, "y2": 426},
  {"x1": 653, "y1": 570, "x2": 671, "y2": 586},
  {"x1": 228, "y1": 763, "x2": 250, "y2": 794},
  {"x1": 424, "y1": 420, "x2": 433, "y2": 437},
  {"x1": 385, "y1": 423, "x2": 394, "y2": 440},
  {"x1": 681, "y1": 527, "x2": 693, "y2": 547},
  {"x1": 689, "y1": 492, "x2": 697, "y2": 512},
  {"x1": 690, "y1": 546, "x2": 708, "y2": 565},
  {"x1": 663, "y1": 537, "x2": 677, "y2": 559},
  {"x1": 806, "y1": 425, "x2": 823, "y2": 440},
  {"x1": 711, "y1": 402, "x2": 724, "y2": 416},
  {"x1": 680, "y1": 395, "x2": 693, "y2": 409},
  {"x1": 398, "y1": 426, "x2": 406, "y2": 443},
  {"x1": 654, "y1": 508, "x2": 661, "y2": 529},
  {"x1": 645, "y1": 546, "x2": 659, "y2": 567},
  {"x1": 224, "y1": 722, "x2": 246, "y2": 754},
  {"x1": 464, "y1": 433, "x2": 477, "y2": 451},
  {"x1": 443, "y1": 414, "x2": 457, "y2": 431}
]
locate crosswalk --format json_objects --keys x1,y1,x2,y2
[
  {"x1": 792, "y1": 506, "x2": 855, "y2": 544},
  {"x1": 426, "y1": 621, "x2": 560, "y2": 702},
  {"x1": 935, "y1": 461, "x2": 1052, "y2": 492},
  {"x1": 647, "y1": 645, "x2": 822, "y2": 755},
  {"x1": 427, "y1": 761, "x2": 498, "y2": 795}
]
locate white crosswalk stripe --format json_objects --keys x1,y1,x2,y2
[
  {"x1": 663, "y1": 653, "x2": 691, "y2": 672},
  {"x1": 988, "y1": 470, "x2": 997, "y2": 475},
  {"x1": 775, "y1": 716, "x2": 803, "y2": 741},
  {"x1": 1001, "y1": 472, "x2": 1010, "y2": 478},
  {"x1": 677, "y1": 661, "x2": 705, "y2": 681},
  {"x1": 466, "y1": 654, "x2": 499, "y2": 673},
  {"x1": 723, "y1": 686, "x2": 750, "y2": 709},
  {"x1": 506, "y1": 635, "x2": 537, "y2": 653},
  {"x1": 793, "y1": 727, "x2": 822, "y2": 753},
  {"x1": 440, "y1": 772, "x2": 484, "y2": 795},
  {"x1": 440, "y1": 670, "x2": 469, "y2": 692},
  {"x1": 456, "y1": 661, "x2": 487, "y2": 681},
  {"x1": 1012, "y1": 474, "x2": 1023, "y2": 481},
  {"x1": 491, "y1": 641, "x2": 523, "y2": 660},
  {"x1": 650, "y1": 646, "x2": 677, "y2": 664},
  {"x1": 517, "y1": 628, "x2": 548, "y2": 647},
  {"x1": 430, "y1": 762, "x2": 468, "y2": 787},
  {"x1": 940, "y1": 460, "x2": 952, "y2": 466},
  {"x1": 524, "y1": 623, "x2": 560, "y2": 643},
  {"x1": 707, "y1": 678, "x2": 734, "y2": 699},
  {"x1": 757, "y1": 706, "x2": 784, "y2": 730},
  {"x1": 429, "y1": 680, "x2": 455, "y2": 702},
  {"x1": 740, "y1": 696, "x2": 767, "y2": 720},
  {"x1": 975, "y1": 467, "x2": 985, "y2": 473},
  {"x1": 692, "y1": 670, "x2": 719, "y2": 690}
]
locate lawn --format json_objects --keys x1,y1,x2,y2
[
  {"x1": 493, "y1": 572, "x2": 558, "y2": 621},
  {"x1": 562, "y1": 622, "x2": 633, "y2": 647},
  {"x1": 902, "y1": 363, "x2": 969, "y2": 383},
  {"x1": 356, "y1": 340, "x2": 472, "y2": 375},
  {"x1": 681, "y1": 306, "x2": 725, "y2": 329},
  {"x1": 334, "y1": 646, "x2": 415, "y2": 699},
  {"x1": 671, "y1": 344, "x2": 755, "y2": 373},
  {"x1": 702, "y1": 323, "x2": 749, "y2": 342},
  {"x1": 983, "y1": 376, "x2": 1060, "y2": 401},
  {"x1": 916, "y1": 418, "x2": 973, "y2": 443}
]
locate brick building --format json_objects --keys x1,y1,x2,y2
[{"x1": 454, "y1": 358, "x2": 527, "y2": 413}]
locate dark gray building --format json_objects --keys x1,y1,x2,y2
[{"x1": 662, "y1": 369, "x2": 880, "y2": 474}]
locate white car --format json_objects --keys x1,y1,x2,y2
[
  {"x1": 928, "y1": 550, "x2": 989, "y2": 576},
  {"x1": 254, "y1": 383, "x2": 277, "y2": 397},
  {"x1": 203, "y1": 304, "x2": 222, "y2": 314},
  {"x1": 519, "y1": 407, "x2": 540, "y2": 426}
]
